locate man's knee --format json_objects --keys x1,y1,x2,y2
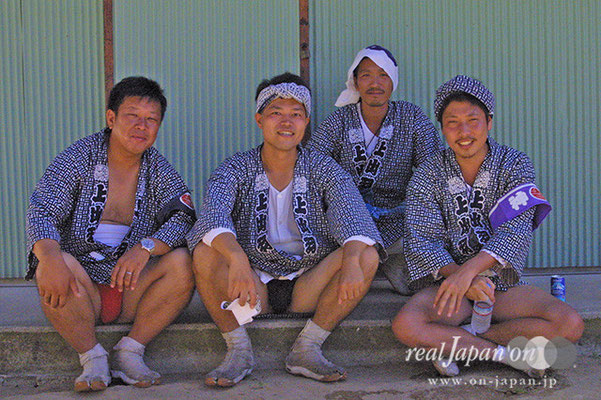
[
  {"x1": 361, "y1": 246, "x2": 380, "y2": 281},
  {"x1": 191, "y1": 243, "x2": 223, "y2": 281},
  {"x1": 549, "y1": 306, "x2": 584, "y2": 343},
  {"x1": 392, "y1": 307, "x2": 424, "y2": 348},
  {"x1": 161, "y1": 247, "x2": 195, "y2": 294}
]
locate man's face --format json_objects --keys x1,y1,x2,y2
[
  {"x1": 353, "y1": 57, "x2": 393, "y2": 107},
  {"x1": 255, "y1": 97, "x2": 309, "y2": 153},
  {"x1": 106, "y1": 96, "x2": 162, "y2": 158},
  {"x1": 441, "y1": 100, "x2": 492, "y2": 162}
]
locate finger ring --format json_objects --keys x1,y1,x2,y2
[{"x1": 125, "y1": 271, "x2": 133, "y2": 275}]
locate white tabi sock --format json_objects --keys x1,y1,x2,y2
[
  {"x1": 223, "y1": 326, "x2": 252, "y2": 351},
  {"x1": 293, "y1": 319, "x2": 331, "y2": 350},
  {"x1": 205, "y1": 326, "x2": 254, "y2": 386},
  {"x1": 285, "y1": 320, "x2": 346, "y2": 382},
  {"x1": 111, "y1": 336, "x2": 160, "y2": 385},
  {"x1": 76, "y1": 343, "x2": 110, "y2": 390}
]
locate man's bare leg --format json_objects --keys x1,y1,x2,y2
[
  {"x1": 393, "y1": 285, "x2": 584, "y2": 377},
  {"x1": 480, "y1": 285, "x2": 584, "y2": 344},
  {"x1": 393, "y1": 286, "x2": 493, "y2": 352},
  {"x1": 111, "y1": 247, "x2": 194, "y2": 387},
  {"x1": 36, "y1": 252, "x2": 109, "y2": 392},
  {"x1": 192, "y1": 243, "x2": 270, "y2": 387},
  {"x1": 285, "y1": 246, "x2": 379, "y2": 381},
  {"x1": 392, "y1": 286, "x2": 497, "y2": 376}
]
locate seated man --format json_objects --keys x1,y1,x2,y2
[
  {"x1": 26, "y1": 77, "x2": 196, "y2": 392},
  {"x1": 187, "y1": 72, "x2": 384, "y2": 387},
  {"x1": 308, "y1": 45, "x2": 442, "y2": 295},
  {"x1": 392, "y1": 75, "x2": 584, "y2": 376}
]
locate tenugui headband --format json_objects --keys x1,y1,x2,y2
[
  {"x1": 335, "y1": 45, "x2": 399, "y2": 107},
  {"x1": 256, "y1": 82, "x2": 311, "y2": 117}
]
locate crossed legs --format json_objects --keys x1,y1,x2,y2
[{"x1": 392, "y1": 284, "x2": 584, "y2": 375}]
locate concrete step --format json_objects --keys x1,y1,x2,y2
[{"x1": 1, "y1": 273, "x2": 601, "y2": 384}]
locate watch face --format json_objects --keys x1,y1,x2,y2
[{"x1": 141, "y1": 238, "x2": 155, "y2": 252}]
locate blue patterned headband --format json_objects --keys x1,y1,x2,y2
[
  {"x1": 256, "y1": 82, "x2": 311, "y2": 117},
  {"x1": 434, "y1": 75, "x2": 495, "y2": 121}
]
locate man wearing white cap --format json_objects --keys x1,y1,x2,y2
[
  {"x1": 308, "y1": 45, "x2": 442, "y2": 295},
  {"x1": 393, "y1": 75, "x2": 583, "y2": 377},
  {"x1": 188, "y1": 72, "x2": 384, "y2": 386}
]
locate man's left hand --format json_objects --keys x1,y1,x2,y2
[
  {"x1": 110, "y1": 245, "x2": 150, "y2": 292},
  {"x1": 433, "y1": 268, "x2": 475, "y2": 317}
]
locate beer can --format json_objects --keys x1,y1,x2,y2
[{"x1": 551, "y1": 275, "x2": 566, "y2": 302}]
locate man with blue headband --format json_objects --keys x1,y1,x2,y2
[
  {"x1": 308, "y1": 45, "x2": 442, "y2": 295},
  {"x1": 393, "y1": 75, "x2": 583, "y2": 377},
  {"x1": 188, "y1": 72, "x2": 384, "y2": 386}
]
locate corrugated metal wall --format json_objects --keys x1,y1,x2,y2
[
  {"x1": 2, "y1": 1, "x2": 599, "y2": 277},
  {"x1": 113, "y1": 0, "x2": 300, "y2": 208},
  {"x1": 310, "y1": 0, "x2": 601, "y2": 268},
  {"x1": 0, "y1": 0, "x2": 104, "y2": 278},
  {"x1": 1, "y1": 0, "x2": 26, "y2": 278}
]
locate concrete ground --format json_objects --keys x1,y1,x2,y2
[
  {"x1": 3, "y1": 358, "x2": 601, "y2": 400},
  {"x1": 1, "y1": 268, "x2": 600, "y2": 399}
]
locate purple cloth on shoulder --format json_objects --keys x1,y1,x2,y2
[{"x1": 489, "y1": 183, "x2": 551, "y2": 231}]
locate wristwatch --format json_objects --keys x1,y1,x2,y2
[{"x1": 140, "y1": 238, "x2": 155, "y2": 255}]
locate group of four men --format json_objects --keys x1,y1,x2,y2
[{"x1": 26, "y1": 45, "x2": 583, "y2": 392}]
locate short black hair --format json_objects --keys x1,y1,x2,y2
[
  {"x1": 107, "y1": 76, "x2": 167, "y2": 121},
  {"x1": 437, "y1": 92, "x2": 491, "y2": 123},
  {"x1": 255, "y1": 72, "x2": 310, "y2": 102}
]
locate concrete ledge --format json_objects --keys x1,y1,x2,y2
[
  {"x1": 2, "y1": 316, "x2": 600, "y2": 384},
  {"x1": 0, "y1": 319, "x2": 408, "y2": 376},
  {"x1": 2, "y1": 273, "x2": 601, "y2": 386}
]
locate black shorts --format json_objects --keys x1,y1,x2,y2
[{"x1": 266, "y1": 278, "x2": 298, "y2": 314}]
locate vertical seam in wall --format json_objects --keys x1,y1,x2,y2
[
  {"x1": 103, "y1": 0, "x2": 114, "y2": 107},
  {"x1": 299, "y1": 0, "x2": 310, "y2": 85}
]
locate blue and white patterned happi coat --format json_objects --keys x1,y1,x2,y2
[
  {"x1": 308, "y1": 101, "x2": 442, "y2": 248},
  {"x1": 404, "y1": 138, "x2": 540, "y2": 291},
  {"x1": 187, "y1": 146, "x2": 384, "y2": 277},
  {"x1": 27, "y1": 129, "x2": 196, "y2": 284}
]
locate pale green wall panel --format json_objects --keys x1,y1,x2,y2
[
  {"x1": 1, "y1": 1, "x2": 104, "y2": 278},
  {"x1": 1, "y1": 0, "x2": 27, "y2": 278},
  {"x1": 310, "y1": 0, "x2": 601, "y2": 268},
  {"x1": 113, "y1": 0, "x2": 299, "y2": 208}
]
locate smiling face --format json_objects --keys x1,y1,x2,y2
[
  {"x1": 441, "y1": 99, "x2": 492, "y2": 163},
  {"x1": 106, "y1": 96, "x2": 162, "y2": 158},
  {"x1": 353, "y1": 57, "x2": 393, "y2": 108},
  {"x1": 255, "y1": 97, "x2": 309, "y2": 153}
]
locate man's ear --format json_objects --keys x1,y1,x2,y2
[
  {"x1": 255, "y1": 112, "x2": 263, "y2": 129},
  {"x1": 487, "y1": 115, "x2": 493, "y2": 131},
  {"x1": 106, "y1": 109, "x2": 116, "y2": 129}
]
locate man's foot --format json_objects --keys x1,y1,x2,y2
[
  {"x1": 205, "y1": 347, "x2": 254, "y2": 387},
  {"x1": 432, "y1": 357, "x2": 459, "y2": 377},
  {"x1": 111, "y1": 337, "x2": 160, "y2": 387},
  {"x1": 285, "y1": 345, "x2": 346, "y2": 382},
  {"x1": 74, "y1": 344, "x2": 111, "y2": 392}
]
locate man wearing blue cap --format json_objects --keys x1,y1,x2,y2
[
  {"x1": 392, "y1": 75, "x2": 583, "y2": 377},
  {"x1": 308, "y1": 45, "x2": 442, "y2": 295}
]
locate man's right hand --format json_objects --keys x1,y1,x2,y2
[
  {"x1": 210, "y1": 232, "x2": 258, "y2": 309},
  {"x1": 33, "y1": 240, "x2": 81, "y2": 308},
  {"x1": 227, "y1": 253, "x2": 258, "y2": 308},
  {"x1": 465, "y1": 276, "x2": 496, "y2": 303}
]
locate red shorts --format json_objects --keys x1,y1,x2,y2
[{"x1": 97, "y1": 284, "x2": 123, "y2": 324}]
